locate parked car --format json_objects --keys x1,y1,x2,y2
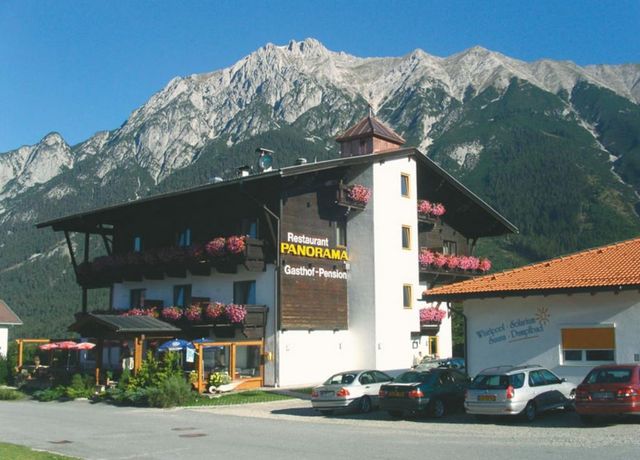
[
  {"x1": 464, "y1": 365, "x2": 575, "y2": 422},
  {"x1": 575, "y1": 364, "x2": 640, "y2": 424},
  {"x1": 311, "y1": 370, "x2": 393, "y2": 415},
  {"x1": 414, "y1": 357, "x2": 466, "y2": 372},
  {"x1": 378, "y1": 368, "x2": 470, "y2": 418}
]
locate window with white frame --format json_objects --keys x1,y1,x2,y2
[
  {"x1": 561, "y1": 327, "x2": 615, "y2": 363},
  {"x1": 400, "y1": 173, "x2": 410, "y2": 198},
  {"x1": 402, "y1": 284, "x2": 412, "y2": 309}
]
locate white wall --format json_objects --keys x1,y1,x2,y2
[
  {"x1": 278, "y1": 330, "x2": 354, "y2": 386},
  {"x1": 0, "y1": 327, "x2": 8, "y2": 358},
  {"x1": 465, "y1": 291, "x2": 640, "y2": 384},
  {"x1": 372, "y1": 157, "x2": 421, "y2": 370}
]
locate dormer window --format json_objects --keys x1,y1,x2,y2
[{"x1": 177, "y1": 228, "x2": 192, "y2": 247}]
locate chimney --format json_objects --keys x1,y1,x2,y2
[
  {"x1": 335, "y1": 111, "x2": 405, "y2": 157},
  {"x1": 237, "y1": 165, "x2": 251, "y2": 177}
]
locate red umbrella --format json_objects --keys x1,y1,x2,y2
[
  {"x1": 75, "y1": 342, "x2": 95, "y2": 350},
  {"x1": 55, "y1": 341, "x2": 79, "y2": 350},
  {"x1": 39, "y1": 343, "x2": 58, "y2": 351}
]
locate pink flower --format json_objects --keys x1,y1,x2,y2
[
  {"x1": 458, "y1": 256, "x2": 472, "y2": 270},
  {"x1": 468, "y1": 256, "x2": 480, "y2": 271},
  {"x1": 417, "y1": 200, "x2": 432, "y2": 215},
  {"x1": 184, "y1": 305, "x2": 202, "y2": 322},
  {"x1": 121, "y1": 308, "x2": 157, "y2": 317},
  {"x1": 346, "y1": 184, "x2": 371, "y2": 205},
  {"x1": 225, "y1": 236, "x2": 246, "y2": 255},
  {"x1": 419, "y1": 249, "x2": 435, "y2": 266},
  {"x1": 420, "y1": 307, "x2": 447, "y2": 323},
  {"x1": 433, "y1": 253, "x2": 447, "y2": 268},
  {"x1": 431, "y1": 203, "x2": 446, "y2": 216},
  {"x1": 445, "y1": 255, "x2": 460, "y2": 269},
  {"x1": 188, "y1": 244, "x2": 206, "y2": 262},
  {"x1": 225, "y1": 304, "x2": 247, "y2": 323},
  {"x1": 204, "y1": 302, "x2": 226, "y2": 321},
  {"x1": 205, "y1": 237, "x2": 226, "y2": 257},
  {"x1": 161, "y1": 306, "x2": 183, "y2": 321},
  {"x1": 479, "y1": 258, "x2": 492, "y2": 272}
]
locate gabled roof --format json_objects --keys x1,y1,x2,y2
[
  {"x1": 0, "y1": 299, "x2": 22, "y2": 326},
  {"x1": 424, "y1": 236, "x2": 640, "y2": 301},
  {"x1": 335, "y1": 115, "x2": 405, "y2": 145},
  {"x1": 37, "y1": 148, "x2": 516, "y2": 239}
]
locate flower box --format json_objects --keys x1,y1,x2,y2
[
  {"x1": 187, "y1": 261, "x2": 211, "y2": 277},
  {"x1": 336, "y1": 183, "x2": 370, "y2": 210}
]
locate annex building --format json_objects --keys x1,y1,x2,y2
[
  {"x1": 425, "y1": 236, "x2": 640, "y2": 384},
  {"x1": 38, "y1": 115, "x2": 515, "y2": 387}
]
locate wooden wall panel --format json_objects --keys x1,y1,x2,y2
[{"x1": 280, "y1": 185, "x2": 348, "y2": 330}]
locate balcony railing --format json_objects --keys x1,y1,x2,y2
[{"x1": 76, "y1": 237, "x2": 265, "y2": 287}]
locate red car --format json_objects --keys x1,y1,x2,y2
[{"x1": 575, "y1": 364, "x2": 640, "y2": 424}]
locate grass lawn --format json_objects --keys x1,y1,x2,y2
[
  {"x1": 0, "y1": 442, "x2": 76, "y2": 459},
  {"x1": 185, "y1": 390, "x2": 294, "y2": 406}
]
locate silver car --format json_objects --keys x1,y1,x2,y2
[
  {"x1": 311, "y1": 370, "x2": 393, "y2": 415},
  {"x1": 465, "y1": 365, "x2": 576, "y2": 422}
]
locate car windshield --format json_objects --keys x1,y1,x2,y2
[
  {"x1": 394, "y1": 371, "x2": 436, "y2": 384},
  {"x1": 324, "y1": 372, "x2": 358, "y2": 385},
  {"x1": 471, "y1": 373, "x2": 525, "y2": 389},
  {"x1": 584, "y1": 368, "x2": 633, "y2": 384}
]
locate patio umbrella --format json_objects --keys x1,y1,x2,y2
[
  {"x1": 38, "y1": 343, "x2": 59, "y2": 351},
  {"x1": 53, "y1": 341, "x2": 79, "y2": 370},
  {"x1": 158, "y1": 339, "x2": 195, "y2": 352},
  {"x1": 74, "y1": 342, "x2": 96, "y2": 350}
]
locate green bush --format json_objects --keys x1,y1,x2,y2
[
  {"x1": 208, "y1": 371, "x2": 231, "y2": 387},
  {"x1": 0, "y1": 388, "x2": 24, "y2": 400},
  {"x1": 0, "y1": 356, "x2": 9, "y2": 385},
  {"x1": 65, "y1": 374, "x2": 93, "y2": 399},
  {"x1": 32, "y1": 386, "x2": 66, "y2": 402},
  {"x1": 146, "y1": 374, "x2": 192, "y2": 408}
]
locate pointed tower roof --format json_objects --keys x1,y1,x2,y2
[{"x1": 335, "y1": 115, "x2": 405, "y2": 145}]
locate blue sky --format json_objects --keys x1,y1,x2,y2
[{"x1": 1, "y1": 0, "x2": 639, "y2": 152}]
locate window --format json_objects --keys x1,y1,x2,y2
[
  {"x1": 177, "y1": 228, "x2": 192, "y2": 247},
  {"x1": 561, "y1": 327, "x2": 615, "y2": 363},
  {"x1": 402, "y1": 284, "x2": 412, "y2": 309},
  {"x1": 336, "y1": 220, "x2": 347, "y2": 247},
  {"x1": 528, "y1": 370, "x2": 546, "y2": 387},
  {"x1": 443, "y1": 240, "x2": 457, "y2": 255},
  {"x1": 173, "y1": 284, "x2": 192, "y2": 307},
  {"x1": 133, "y1": 236, "x2": 142, "y2": 252},
  {"x1": 401, "y1": 173, "x2": 410, "y2": 197},
  {"x1": 401, "y1": 225, "x2": 411, "y2": 249},
  {"x1": 242, "y1": 218, "x2": 258, "y2": 239},
  {"x1": 540, "y1": 369, "x2": 562, "y2": 385},
  {"x1": 234, "y1": 280, "x2": 256, "y2": 305},
  {"x1": 429, "y1": 336, "x2": 438, "y2": 356},
  {"x1": 130, "y1": 289, "x2": 146, "y2": 308}
]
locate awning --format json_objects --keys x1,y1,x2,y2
[{"x1": 69, "y1": 313, "x2": 180, "y2": 339}]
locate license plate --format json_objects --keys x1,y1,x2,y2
[
  {"x1": 478, "y1": 394, "x2": 496, "y2": 401},
  {"x1": 592, "y1": 391, "x2": 613, "y2": 400},
  {"x1": 389, "y1": 391, "x2": 404, "y2": 398},
  {"x1": 320, "y1": 391, "x2": 334, "y2": 397}
]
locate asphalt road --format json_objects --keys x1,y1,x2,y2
[{"x1": 1, "y1": 398, "x2": 639, "y2": 460}]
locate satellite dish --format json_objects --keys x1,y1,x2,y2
[{"x1": 256, "y1": 147, "x2": 274, "y2": 172}]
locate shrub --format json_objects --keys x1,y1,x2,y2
[
  {"x1": 146, "y1": 374, "x2": 192, "y2": 408},
  {"x1": 208, "y1": 371, "x2": 232, "y2": 387},
  {"x1": 0, "y1": 355, "x2": 9, "y2": 385},
  {"x1": 32, "y1": 386, "x2": 66, "y2": 402},
  {"x1": 65, "y1": 373, "x2": 94, "y2": 399},
  {"x1": 0, "y1": 388, "x2": 24, "y2": 400}
]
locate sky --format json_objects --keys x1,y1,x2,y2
[{"x1": 1, "y1": 0, "x2": 639, "y2": 153}]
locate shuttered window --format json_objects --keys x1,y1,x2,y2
[{"x1": 561, "y1": 327, "x2": 615, "y2": 363}]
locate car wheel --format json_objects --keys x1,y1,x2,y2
[
  {"x1": 521, "y1": 401, "x2": 536, "y2": 422},
  {"x1": 579, "y1": 414, "x2": 595, "y2": 425},
  {"x1": 319, "y1": 410, "x2": 334, "y2": 416},
  {"x1": 387, "y1": 410, "x2": 403, "y2": 419},
  {"x1": 358, "y1": 396, "x2": 372, "y2": 413},
  {"x1": 429, "y1": 398, "x2": 446, "y2": 418}
]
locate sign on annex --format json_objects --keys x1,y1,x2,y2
[{"x1": 474, "y1": 307, "x2": 551, "y2": 345}]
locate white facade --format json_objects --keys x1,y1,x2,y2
[
  {"x1": 276, "y1": 156, "x2": 452, "y2": 386},
  {"x1": 0, "y1": 327, "x2": 8, "y2": 357},
  {"x1": 464, "y1": 290, "x2": 640, "y2": 384}
]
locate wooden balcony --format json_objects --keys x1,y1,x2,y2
[{"x1": 76, "y1": 238, "x2": 266, "y2": 287}]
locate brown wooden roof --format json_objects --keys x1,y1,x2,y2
[
  {"x1": 424, "y1": 236, "x2": 640, "y2": 301},
  {"x1": 0, "y1": 299, "x2": 22, "y2": 325},
  {"x1": 335, "y1": 115, "x2": 405, "y2": 144}
]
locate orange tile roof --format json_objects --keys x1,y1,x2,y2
[{"x1": 424, "y1": 236, "x2": 640, "y2": 300}]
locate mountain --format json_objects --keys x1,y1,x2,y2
[{"x1": 1, "y1": 38, "x2": 639, "y2": 338}]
